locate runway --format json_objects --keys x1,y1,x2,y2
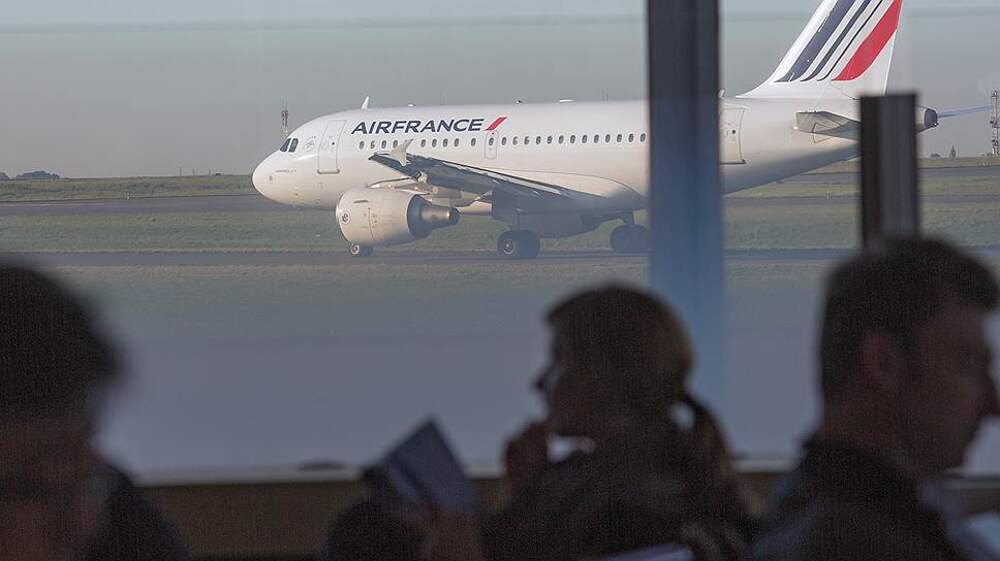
[
  {"x1": 6, "y1": 246, "x2": 1000, "y2": 268},
  {"x1": 0, "y1": 194, "x2": 288, "y2": 216}
]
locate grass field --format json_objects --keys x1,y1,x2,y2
[
  {"x1": 0, "y1": 175, "x2": 254, "y2": 202},
  {"x1": 808, "y1": 156, "x2": 999, "y2": 175},
  {"x1": 0, "y1": 157, "x2": 995, "y2": 203},
  {"x1": 0, "y1": 160, "x2": 997, "y2": 253}
]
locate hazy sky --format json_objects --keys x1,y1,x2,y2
[
  {"x1": 1, "y1": 0, "x2": 998, "y2": 177},
  {"x1": 3, "y1": 0, "x2": 1000, "y2": 24}
]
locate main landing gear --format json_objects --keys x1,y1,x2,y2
[
  {"x1": 610, "y1": 224, "x2": 650, "y2": 254},
  {"x1": 348, "y1": 243, "x2": 374, "y2": 258},
  {"x1": 497, "y1": 230, "x2": 541, "y2": 259}
]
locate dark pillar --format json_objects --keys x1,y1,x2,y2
[
  {"x1": 647, "y1": 0, "x2": 725, "y2": 409},
  {"x1": 860, "y1": 94, "x2": 920, "y2": 248}
]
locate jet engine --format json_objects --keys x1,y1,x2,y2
[{"x1": 335, "y1": 188, "x2": 459, "y2": 246}]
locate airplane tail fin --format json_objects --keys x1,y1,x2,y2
[{"x1": 743, "y1": 0, "x2": 903, "y2": 100}]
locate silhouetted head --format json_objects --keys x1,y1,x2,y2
[
  {"x1": 0, "y1": 264, "x2": 119, "y2": 561},
  {"x1": 538, "y1": 285, "x2": 693, "y2": 438},
  {"x1": 819, "y1": 238, "x2": 999, "y2": 475}
]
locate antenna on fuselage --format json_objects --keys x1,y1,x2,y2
[
  {"x1": 281, "y1": 101, "x2": 290, "y2": 139},
  {"x1": 361, "y1": 96, "x2": 371, "y2": 110}
]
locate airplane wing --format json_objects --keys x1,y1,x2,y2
[
  {"x1": 368, "y1": 140, "x2": 598, "y2": 212},
  {"x1": 796, "y1": 111, "x2": 860, "y2": 140}
]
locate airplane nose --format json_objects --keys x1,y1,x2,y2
[{"x1": 252, "y1": 159, "x2": 273, "y2": 198}]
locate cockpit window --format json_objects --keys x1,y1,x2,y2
[
  {"x1": 280, "y1": 138, "x2": 291, "y2": 152},
  {"x1": 288, "y1": 138, "x2": 299, "y2": 153}
]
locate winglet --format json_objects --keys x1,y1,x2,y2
[
  {"x1": 361, "y1": 96, "x2": 371, "y2": 110},
  {"x1": 388, "y1": 139, "x2": 413, "y2": 166}
]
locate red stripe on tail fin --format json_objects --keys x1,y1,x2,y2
[{"x1": 834, "y1": 0, "x2": 902, "y2": 82}]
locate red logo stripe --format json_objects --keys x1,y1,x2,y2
[
  {"x1": 834, "y1": 0, "x2": 902, "y2": 82},
  {"x1": 486, "y1": 117, "x2": 507, "y2": 131}
]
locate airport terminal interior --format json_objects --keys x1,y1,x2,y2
[{"x1": 2, "y1": 0, "x2": 1000, "y2": 559}]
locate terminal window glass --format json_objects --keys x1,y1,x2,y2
[{"x1": 14, "y1": 0, "x2": 998, "y2": 481}]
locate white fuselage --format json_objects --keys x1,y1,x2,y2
[{"x1": 252, "y1": 97, "x2": 860, "y2": 214}]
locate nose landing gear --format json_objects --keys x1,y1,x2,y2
[{"x1": 348, "y1": 243, "x2": 374, "y2": 258}]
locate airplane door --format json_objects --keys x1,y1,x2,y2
[
  {"x1": 318, "y1": 120, "x2": 347, "y2": 174},
  {"x1": 721, "y1": 108, "x2": 746, "y2": 165},
  {"x1": 485, "y1": 131, "x2": 498, "y2": 160}
]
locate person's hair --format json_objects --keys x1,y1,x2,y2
[
  {"x1": 547, "y1": 285, "x2": 693, "y2": 418},
  {"x1": 819, "y1": 238, "x2": 999, "y2": 400},
  {"x1": 0, "y1": 265, "x2": 119, "y2": 419},
  {"x1": 546, "y1": 285, "x2": 739, "y2": 494}
]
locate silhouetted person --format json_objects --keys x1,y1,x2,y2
[
  {"x1": 753, "y1": 239, "x2": 1000, "y2": 561},
  {"x1": 84, "y1": 463, "x2": 193, "y2": 561},
  {"x1": 479, "y1": 286, "x2": 757, "y2": 561},
  {"x1": 325, "y1": 499, "x2": 425, "y2": 561},
  {"x1": 0, "y1": 264, "x2": 190, "y2": 561},
  {"x1": 0, "y1": 265, "x2": 120, "y2": 561}
]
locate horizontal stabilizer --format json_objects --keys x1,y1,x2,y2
[
  {"x1": 937, "y1": 105, "x2": 990, "y2": 118},
  {"x1": 796, "y1": 111, "x2": 861, "y2": 140}
]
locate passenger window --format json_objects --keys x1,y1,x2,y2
[
  {"x1": 524, "y1": 136, "x2": 530, "y2": 145},
  {"x1": 443, "y1": 138, "x2": 449, "y2": 147},
  {"x1": 381, "y1": 140, "x2": 387, "y2": 149},
  {"x1": 536, "y1": 136, "x2": 542, "y2": 145},
  {"x1": 432, "y1": 139, "x2": 438, "y2": 147},
  {"x1": 512, "y1": 137, "x2": 518, "y2": 146},
  {"x1": 570, "y1": 135, "x2": 576, "y2": 144},
  {"x1": 592, "y1": 135, "x2": 599, "y2": 144},
  {"x1": 502, "y1": 137, "x2": 507, "y2": 146},
  {"x1": 370, "y1": 140, "x2": 376, "y2": 149},
  {"x1": 581, "y1": 135, "x2": 588, "y2": 144},
  {"x1": 628, "y1": 133, "x2": 635, "y2": 143},
  {"x1": 358, "y1": 141, "x2": 365, "y2": 150},
  {"x1": 471, "y1": 138, "x2": 477, "y2": 147},
  {"x1": 454, "y1": 138, "x2": 460, "y2": 147},
  {"x1": 393, "y1": 140, "x2": 399, "y2": 148},
  {"x1": 640, "y1": 133, "x2": 647, "y2": 142},
  {"x1": 488, "y1": 137, "x2": 495, "y2": 146},
  {"x1": 605, "y1": 134, "x2": 611, "y2": 143},
  {"x1": 280, "y1": 138, "x2": 291, "y2": 152},
  {"x1": 558, "y1": 135, "x2": 564, "y2": 144},
  {"x1": 421, "y1": 139, "x2": 427, "y2": 148},
  {"x1": 617, "y1": 134, "x2": 623, "y2": 143},
  {"x1": 289, "y1": 139, "x2": 299, "y2": 152},
  {"x1": 547, "y1": 136, "x2": 553, "y2": 144}
]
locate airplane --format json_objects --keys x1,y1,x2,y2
[{"x1": 252, "y1": 0, "x2": 946, "y2": 259}]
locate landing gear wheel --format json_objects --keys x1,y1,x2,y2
[
  {"x1": 610, "y1": 225, "x2": 650, "y2": 254},
  {"x1": 348, "y1": 243, "x2": 374, "y2": 258},
  {"x1": 497, "y1": 230, "x2": 541, "y2": 260}
]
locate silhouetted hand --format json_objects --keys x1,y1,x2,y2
[{"x1": 503, "y1": 421, "x2": 550, "y2": 495}]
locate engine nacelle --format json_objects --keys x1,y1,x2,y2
[
  {"x1": 336, "y1": 188, "x2": 459, "y2": 246},
  {"x1": 917, "y1": 105, "x2": 939, "y2": 133}
]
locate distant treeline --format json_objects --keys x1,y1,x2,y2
[{"x1": 0, "y1": 170, "x2": 61, "y2": 181}]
